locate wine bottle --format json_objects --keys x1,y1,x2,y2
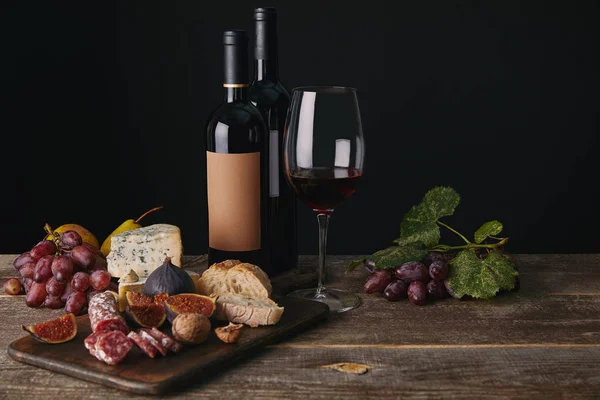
[
  {"x1": 250, "y1": 7, "x2": 298, "y2": 274},
  {"x1": 205, "y1": 30, "x2": 271, "y2": 271}
]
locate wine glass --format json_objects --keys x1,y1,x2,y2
[{"x1": 283, "y1": 86, "x2": 365, "y2": 313}]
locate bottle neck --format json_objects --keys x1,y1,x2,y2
[
  {"x1": 223, "y1": 33, "x2": 249, "y2": 99},
  {"x1": 254, "y1": 59, "x2": 278, "y2": 81},
  {"x1": 254, "y1": 16, "x2": 279, "y2": 81},
  {"x1": 223, "y1": 85, "x2": 248, "y2": 103}
]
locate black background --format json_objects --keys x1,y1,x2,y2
[{"x1": 1, "y1": 1, "x2": 599, "y2": 256}]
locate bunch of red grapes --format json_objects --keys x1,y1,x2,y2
[
  {"x1": 363, "y1": 252, "x2": 455, "y2": 306},
  {"x1": 10, "y1": 231, "x2": 114, "y2": 315}
]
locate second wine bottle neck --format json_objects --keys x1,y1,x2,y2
[
  {"x1": 224, "y1": 86, "x2": 248, "y2": 103},
  {"x1": 254, "y1": 59, "x2": 279, "y2": 81}
]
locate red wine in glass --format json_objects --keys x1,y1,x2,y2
[
  {"x1": 287, "y1": 167, "x2": 362, "y2": 214},
  {"x1": 283, "y1": 86, "x2": 365, "y2": 313}
]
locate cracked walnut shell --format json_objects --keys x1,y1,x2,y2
[{"x1": 215, "y1": 322, "x2": 244, "y2": 343}]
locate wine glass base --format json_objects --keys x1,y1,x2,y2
[{"x1": 287, "y1": 288, "x2": 362, "y2": 313}]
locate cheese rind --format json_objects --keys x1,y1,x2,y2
[{"x1": 107, "y1": 224, "x2": 183, "y2": 279}]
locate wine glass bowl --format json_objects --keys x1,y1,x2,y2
[{"x1": 283, "y1": 86, "x2": 365, "y2": 313}]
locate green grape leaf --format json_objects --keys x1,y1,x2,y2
[
  {"x1": 474, "y1": 220, "x2": 503, "y2": 243},
  {"x1": 393, "y1": 218, "x2": 440, "y2": 248},
  {"x1": 345, "y1": 242, "x2": 428, "y2": 273},
  {"x1": 446, "y1": 249, "x2": 518, "y2": 299},
  {"x1": 393, "y1": 186, "x2": 461, "y2": 247},
  {"x1": 346, "y1": 259, "x2": 365, "y2": 273}
]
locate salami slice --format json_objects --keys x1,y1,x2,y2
[
  {"x1": 84, "y1": 331, "x2": 105, "y2": 359},
  {"x1": 139, "y1": 329, "x2": 168, "y2": 356},
  {"x1": 88, "y1": 291, "x2": 129, "y2": 334},
  {"x1": 127, "y1": 331, "x2": 157, "y2": 358},
  {"x1": 149, "y1": 327, "x2": 183, "y2": 353},
  {"x1": 95, "y1": 330, "x2": 133, "y2": 365}
]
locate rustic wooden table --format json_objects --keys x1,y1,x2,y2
[{"x1": 1, "y1": 254, "x2": 599, "y2": 399}]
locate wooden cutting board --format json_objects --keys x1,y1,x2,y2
[{"x1": 7, "y1": 295, "x2": 329, "y2": 395}]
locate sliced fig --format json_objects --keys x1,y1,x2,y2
[
  {"x1": 125, "y1": 304, "x2": 167, "y2": 328},
  {"x1": 126, "y1": 291, "x2": 168, "y2": 307},
  {"x1": 124, "y1": 291, "x2": 168, "y2": 328},
  {"x1": 164, "y1": 293, "x2": 217, "y2": 323},
  {"x1": 21, "y1": 313, "x2": 77, "y2": 344}
]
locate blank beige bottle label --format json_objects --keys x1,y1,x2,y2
[{"x1": 207, "y1": 151, "x2": 261, "y2": 251}]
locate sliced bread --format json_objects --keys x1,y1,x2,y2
[
  {"x1": 197, "y1": 260, "x2": 272, "y2": 299},
  {"x1": 214, "y1": 293, "x2": 284, "y2": 327}
]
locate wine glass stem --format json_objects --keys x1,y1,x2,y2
[{"x1": 316, "y1": 213, "x2": 330, "y2": 295}]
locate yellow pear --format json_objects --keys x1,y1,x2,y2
[
  {"x1": 45, "y1": 223, "x2": 99, "y2": 249},
  {"x1": 100, "y1": 206, "x2": 164, "y2": 257}
]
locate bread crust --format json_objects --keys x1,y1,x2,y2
[
  {"x1": 198, "y1": 260, "x2": 272, "y2": 299},
  {"x1": 198, "y1": 260, "x2": 283, "y2": 327}
]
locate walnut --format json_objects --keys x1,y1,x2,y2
[
  {"x1": 215, "y1": 322, "x2": 244, "y2": 343},
  {"x1": 171, "y1": 313, "x2": 211, "y2": 344}
]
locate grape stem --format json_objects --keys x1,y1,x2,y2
[
  {"x1": 434, "y1": 220, "x2": 508, "y2": 251},
  {"x1": 436, "y1": 220, "x2": 471, "y2": 244},
  {"x1": 43, "y1": 223, "x2": 62, "y2": 254},
  {"x1": 431, "y1": 237, "x2": 509, "y2": 252}
]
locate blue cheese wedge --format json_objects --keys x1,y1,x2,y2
[{"x1": 107, "y1": 223, "x2": 183, "y2": 279}]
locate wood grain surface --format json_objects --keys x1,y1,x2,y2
[
  {"x1": 8, "y1": 295, "x2": 329, "y2": 395},
  {"x1": 1, "y1": 254, "x2": 600, "y2": 399}
]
